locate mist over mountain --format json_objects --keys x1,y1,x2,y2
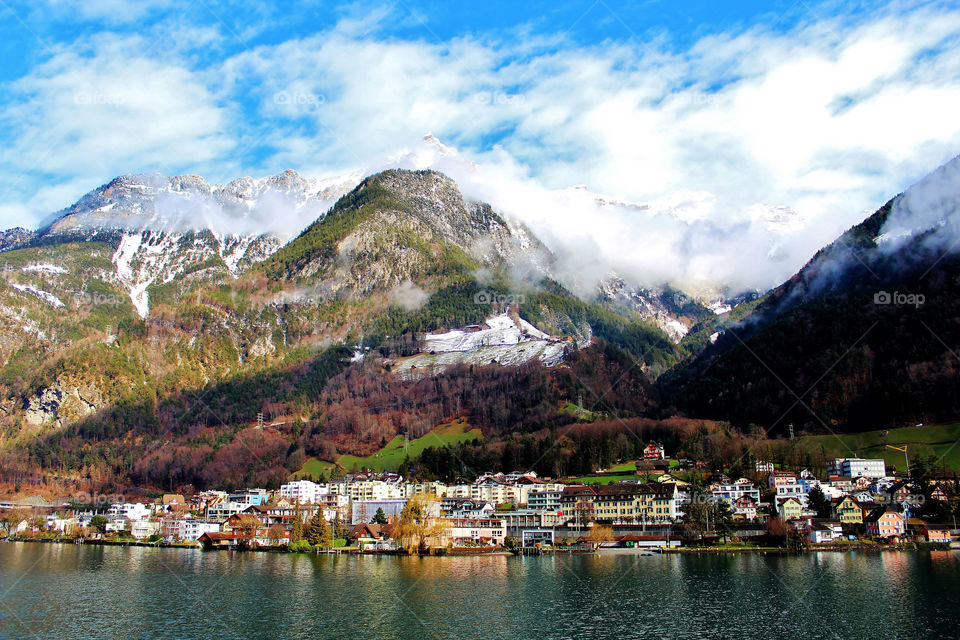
[
  {"x1": 37, "y1": 169, "x2": 359, "y2": 240},
  {"x1": 8, "y1": 134, "x2": 880, "y2": 322},
  {"x1": 660, "y1": 154, "x2": 960, "y2": 433}
]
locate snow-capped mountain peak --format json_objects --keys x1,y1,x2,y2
[
  {"x1": 40, "y1": 169, "x2": 359, "y2": 239},
  {"x1": 31, "y1": 168, "x2": 362, "y2": 319}
]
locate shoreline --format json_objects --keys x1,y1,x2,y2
[
  {"x1": 4, "y1": 536, "x2": 952, "y2": 555},
  {"x1": 2, "y1": 537, "x2": 515, "y2": 556}
]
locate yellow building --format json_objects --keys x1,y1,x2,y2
[
  {"x1": 569, "y1": 483, "x2": 679, "y2": 524},
  {"x1": 834, "y1": 496, "x2": 864, "y2": 525},
  {"x1": 777, "y1": 497, "x2": 803, "y2": 520}
]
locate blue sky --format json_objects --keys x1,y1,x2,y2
[{"x1": 1, "y1": 0, "x2": 960, "y2": 290}]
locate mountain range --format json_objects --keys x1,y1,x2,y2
[{"x1": 0, "y1": 149, "x2": 958, "y2": 490}]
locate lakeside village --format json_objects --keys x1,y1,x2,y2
[{"x1": 2, "y1": 445, "x2": 959, "y2": 554}]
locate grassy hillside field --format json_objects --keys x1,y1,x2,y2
[
  {"x1": 796, "y1": 423, "x2": 960, "y2": 472},
  {"x1": 292, "y1": 419, "x2": 482, "y2": 477},
  {"x1": 338, "y1": 419, "x2": 482, "y2": 472}
]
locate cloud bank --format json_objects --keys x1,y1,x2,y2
[{"x1": 1, "y1": 1, "x2": 960, "y2": 295}]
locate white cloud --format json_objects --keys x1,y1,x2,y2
[
  {"x1": 2, "y1": 3, "x2": 960, "y2": 297},
  {"x1": 222, "y1": 4, "x2": 960, "y2": 293},
  {"x1": 0, "y1": 33, "x2": 234, "y2": 217}
]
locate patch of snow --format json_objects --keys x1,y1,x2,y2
[
  {"x1": 483, "y1": 315, "x2": 517, "y2": 331},
  {"x1": 112, "y1": 232, "x2": 151, "y2": 317},
  {"x1": 710, "y1": 331, "x2": 721, "y2": 344},
  {"x1": 518, "y1": 317, "x2": 550, "y2": 340},
  {"x1": 112, "y1": 232, "x2": 142, "y2": 281},
  {"x1": 424, "y1": 314, "x2": 532, "y2": 352},
  {"x1": 11, "y1": 283, "x2": 64, "y2": 307},
  {"x1": 218, "y1": 234, "x2": 254, "y2": 277},
  {"x1": 393, "y1": 313, "x2": 571, "y2": 378},
  {"x1": 874, "y1": 230, "x2": 913, "y2": 245},
  {"x1": 22, "y1": 263, "x2": 67, "y2": 274},
  {"x1": 662, "y1": 319, "x2": 689, "y2": 342},
  {"x1": 708, "y1": 301, "x2": 732, "y2": 315},
  {"x1": 129, "y1": 283, "x2": 150, "y2": 318},
  {"x1": 111, "y1": 229, "x2": 243, "y2": 318}
]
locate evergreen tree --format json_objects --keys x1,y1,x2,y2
[
  {"x1": 807, "y1": 486, "x2": 831, "y2": 519},
  {"x1": 371, "y1": 507, "x2": 388, "y2": 525},
  {"x1": 332, "y1": 512, "x2": 346, "y2": 541},
  {"x1": 712, "y1": 500, "x2": 734, "y2": 543},
  {"x1": 320, "y1": 514, "x2": 333, "y2": 548},
  {"x1": 306, "y1": 509, "x2": 329, "y2": 547},
  {"x1": 88, "y1": 515, "x2": 108, "y2": 534}
]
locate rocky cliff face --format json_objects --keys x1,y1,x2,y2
[
  {"x1": 270, "y1": 169, "x2": 552, "y2": 298},
  {"x1": 24, "y1": 382, "x2": 103, "y2": 428}
]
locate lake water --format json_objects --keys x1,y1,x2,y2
[{"x1": 0, "y1": 543, "x2": 957, "y2": 639}]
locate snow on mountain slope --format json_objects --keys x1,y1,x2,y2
[
  {"x1": 422, "y1": 314, "x2": 549, "y2": 351},
  {"x1": 10, "y1": 283, "x2": 64, "y2": 308},
  {"x1": 598, "y1": 277, "x2": 693, "y2": 343},
  {"x1": 705, "y1": 300, "x2": 731, "y2": 315},
  {"x1": 31, "y1": 169, "x2": 362, "y2": 318},
  {"x1": 108, "y1": 229, "x2": 286, "y2": 317},
  {"x1": 390, "y1": 313, "x2": 574, "y2": 379},
  {"x1": 21, "y1": 263, "x2": 68, "y2": 275},
  {"x1": 40, "y1": 169, "x2": 360, "y2": 239}
]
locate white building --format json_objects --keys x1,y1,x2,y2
[
  {"x1": 104, "y1": 518, "x2": 129, "y2": 533},
  {"x1": 279, "y1": 480, "x2": 329, "y2": 504},
  {"x1": 206, "y1": 502, "x2": 250, "y2": 521},
  {"x1": 808, "y1": 520, "x2": 843, "y2": 543},
  {"x1": 131, "y1": 520, "x2": 161, "y2": 539},
  {"x1": 444, "y1": 518, "x2": 506, "y2": 546},
  {"x1": 711, "y1": 478, "x2": 761, "y2": 506},
  {"x1": 334, "y1": 480, "x2": 406, "y2": 502},
  {"x1": 827, "y1": 458, "x2": 886, "y2": 480},
  {"x1": 755, "y1": 460, "x2": 775, "y2": 474},
  {"x1": 527, "y1": 489, "x2": 563, "y2": 512},
  {"x1": 161, "y1": 516, "x2": 221, "y2": 542},
  {"x1": 46, "y1": 517, "x2": 79, "y2": 534},
  {"x1": 107, "y1": 503, "x2": 151, "y2": 521},
  {"x1": 470, "y1": 481, "x2": 530, "y2": 506},
  {"x1": 775, "y1": 479, "x2": 807, "y2": 506},
  {"x1": 440, "y1": 498, "x2": 495, "y2": 519},
  {"x1": 407, "y1": 482, "x2": 447, "y2": 498}
]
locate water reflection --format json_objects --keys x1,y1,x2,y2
[{"x1": 1, "y1": 543, "x2": 958, "y2": 640}]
